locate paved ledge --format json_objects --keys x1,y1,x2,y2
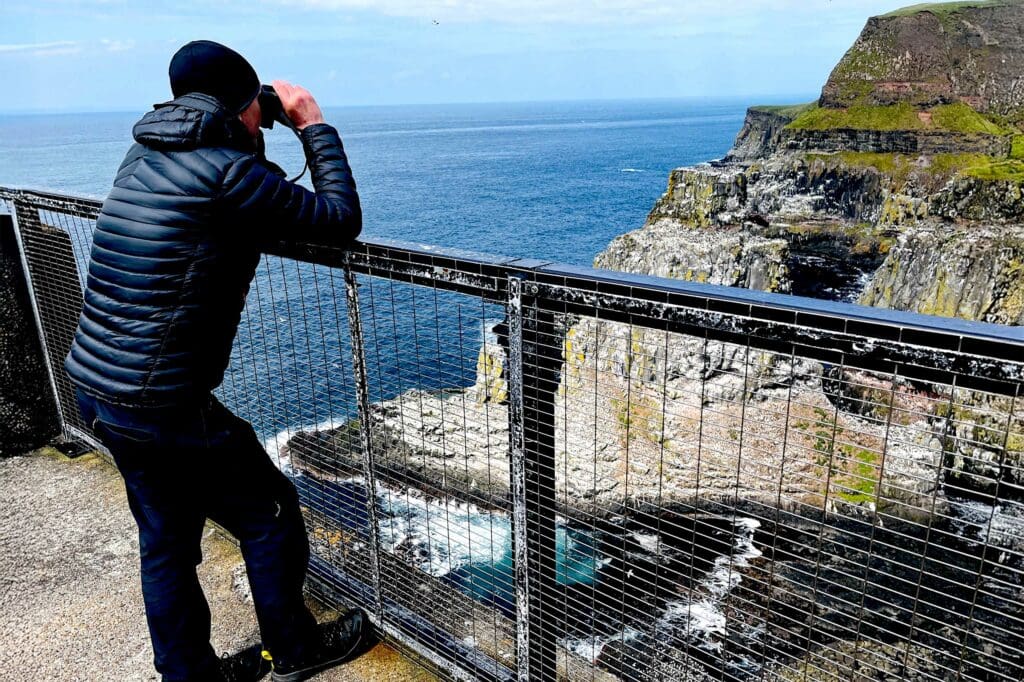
[{"x1": 0, "y1": 447, "x2": 437, "y2": 681}]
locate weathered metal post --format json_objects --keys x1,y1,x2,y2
[
  {"x1": 506, "y1": 276, "x2": 530, "y2": 681},
  {"x1": 0, "y1": 208, "x2": 60, "y2": 454},
  {"x1": 508, "y1": 275, "x2": 560, "y2": 681}
]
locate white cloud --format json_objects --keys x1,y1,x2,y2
[
  {"x1": 100, "y1": 38, "x2": 136, "y2": 52},
  {"x1": 0, "y1": 40, "x2": 80, "y2": 56},
  {"x1": 271, "y1": 0, "x2": 889, "y2": 25},
  {"x1": 0, "y1": 38, "x2": 138, "y2": 58}
]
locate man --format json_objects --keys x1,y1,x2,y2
[{"x1": 65, "y1": 41, "x2": 366, "y2": 682}]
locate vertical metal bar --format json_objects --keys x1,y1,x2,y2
[
  {"x1": 7, "y1": 201, "x2": 66, "y2": 435},
  {"x1": 506, "y1": 276, "x2": 530, "y2": 682},
  {"x1": 518, "y1": 279, "x2": 559, "y2": 681},
  {"x1": 343, "y1": 262, "x2": 384, "y2": 621}
]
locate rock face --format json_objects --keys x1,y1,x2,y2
[
  {"x1": 820, "y1": 1, "x2": 1024, "y2": 117},
  {"x1": 0, "y1": 215, "x2": 59, "y2": 456},
  {"x1": 594, "y1": 218, "x2": 789, "y2": 292},
  {"x1": 860, "y1": 224, "x2": 1024, "y2": 324}
]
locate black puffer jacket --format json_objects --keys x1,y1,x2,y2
[{"x1": 65, "y1": 94, "x2": 361, "y2": 407}]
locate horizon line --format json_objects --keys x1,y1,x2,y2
[{"x1": 0, "y1": 92, "x2": 820, "y2": 117}]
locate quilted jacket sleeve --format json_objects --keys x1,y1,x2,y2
[{"x1": 218, "y1": 123, "x2": 362, "y2": 246}]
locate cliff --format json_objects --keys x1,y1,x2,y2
[
  {"x1": 570, "y1": 0, "x2": 1024, "y2": 515},
  {"x1": 618, "y1": 0, "x2": 1024, "y2": 320}
]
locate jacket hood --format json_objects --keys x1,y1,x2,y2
[{"x1": 132, "y1": 93, "x2": 252, "y2": 151}]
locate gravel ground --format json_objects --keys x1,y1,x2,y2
[{"x1": 0, "y1": 448, "x2": 437, "y2": 682}]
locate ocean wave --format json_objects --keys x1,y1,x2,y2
[
  {"x1": 375, "y1": 483, "x2": 511, "y2": 578},
  {"x1": 562, "y1": 517, "x2": 761, "y2": 663}
]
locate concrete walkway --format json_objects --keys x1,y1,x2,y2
[{"x1": 0, "y1": 447, "x2": 437, "y2": 682}]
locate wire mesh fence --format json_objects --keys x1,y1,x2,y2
[{"x1": 3, "y1": 186, "x2": 1023, "y2": 682}]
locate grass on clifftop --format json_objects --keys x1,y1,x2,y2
[
  {"x1": 807, "y1": 151, "x2": 1024, "y2": 184},
  {"x1": 788, "y1": 102, "x2": 1009, "y2": 134},
  {"x1": 750, "y1": 101, "x2": 818, "y2": 120},
  {"x1": 963, "y1": 159, "x2": 1024, "y2": 182},
  {"x1": 882, "y1": 1, "x2": 1012, "y2": 18}
]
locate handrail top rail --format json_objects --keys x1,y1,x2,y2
[{"x1": 3, "y1": 184, "x2": 1022, "y2": 354}]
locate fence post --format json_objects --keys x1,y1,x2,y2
[
  {"x1": 507, "y1": 276, "x2": 530, "y2": 681},
  {"x1": 508, "y1": 276, "x2": 560, "y2": 680},
  {"x1": 343, "y1": 263, "x2": 384, "y2": 622}
]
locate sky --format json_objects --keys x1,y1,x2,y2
[{"x1": 1, "y1": 0, "x2": 913, "y2": 113}]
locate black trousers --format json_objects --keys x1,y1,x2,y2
[{"x1": 75, "y1": 389, "x2": 318, "y2": 681}]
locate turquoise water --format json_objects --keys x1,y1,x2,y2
[{"x1": 292, "y1": 473, "x2": 762, "y2": 664}]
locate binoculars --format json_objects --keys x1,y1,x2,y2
[{"x1": 258, "y1": 85, "x2": 297, "y2": 132}]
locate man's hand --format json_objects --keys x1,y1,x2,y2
[{"x1": 271, "y1": 80, "x2": 325, "y2": 131}]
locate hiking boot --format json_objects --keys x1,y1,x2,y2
[
  {"x1": 217, "y1": 643, "x2": 272, "y2": 681},
  {"x1": 270, "y1": 610, "x2": 369, "y2": 682}
]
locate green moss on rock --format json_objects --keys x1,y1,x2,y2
[
  {"x1": 882, "y1": 1, "x2": 1010, "y2": 18},
  {"x1": 749, "y1": 101, "x2": 819, "y2": 120},
  {"x1": 1010, "y1": 135, "x2": 1024, "y2": 159},
  {"x1": 963, "y1": 159, "x2": 1024, "y2": 183}
]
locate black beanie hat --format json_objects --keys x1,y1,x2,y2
[{"x1": 169, "y1": 40, "x2": 260, "y2": 115}]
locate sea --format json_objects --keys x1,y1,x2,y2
[{"x1": 0, "y1": 98, "x2": 748, "y2": 265}]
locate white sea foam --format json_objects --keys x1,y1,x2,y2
[
  {"x1": 375, "y1": 485, "x2": 511, "y2": 577},
  {"x1": 663, "y1": 599, "x2": 727, "y2": 643},
  {"x1": 563, "y1": 627, "x2": 644, "y2": 663},
  {"x1": 632, "y1": 531, "x2": 662, "y2": 554},
  {"x1": 563, "y1": 517, "x2": 761, "y2": 663},
  {"x1": 620, "y1": 168, "x2": 646, "y2": 173},
  {"x1": 704, "y1": 517, "x2": 762, "y2": 598}
]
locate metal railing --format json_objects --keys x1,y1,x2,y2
[{"x1": 3, "y1": 186, "x2": 1023, "y2": 682}]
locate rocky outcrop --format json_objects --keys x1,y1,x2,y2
[
  {"x1": 594, "y1": 218, "x2": 789, "y2": 291},
  {"x1": 645, "y1": 166, "x2": 749, "y2": 227},
  {"x1": 859, "y1": 224, "x2": 1024, "y2": 324},
  {"x1": 727, "y1": 108, "x2": 793, "y2": 161},
  {"x1": 623, "y1": 2, "x2": 1024, "y2": 330},
  {"x1": 820, "y1": 1, "x2": 1024, "y2": 117}
]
